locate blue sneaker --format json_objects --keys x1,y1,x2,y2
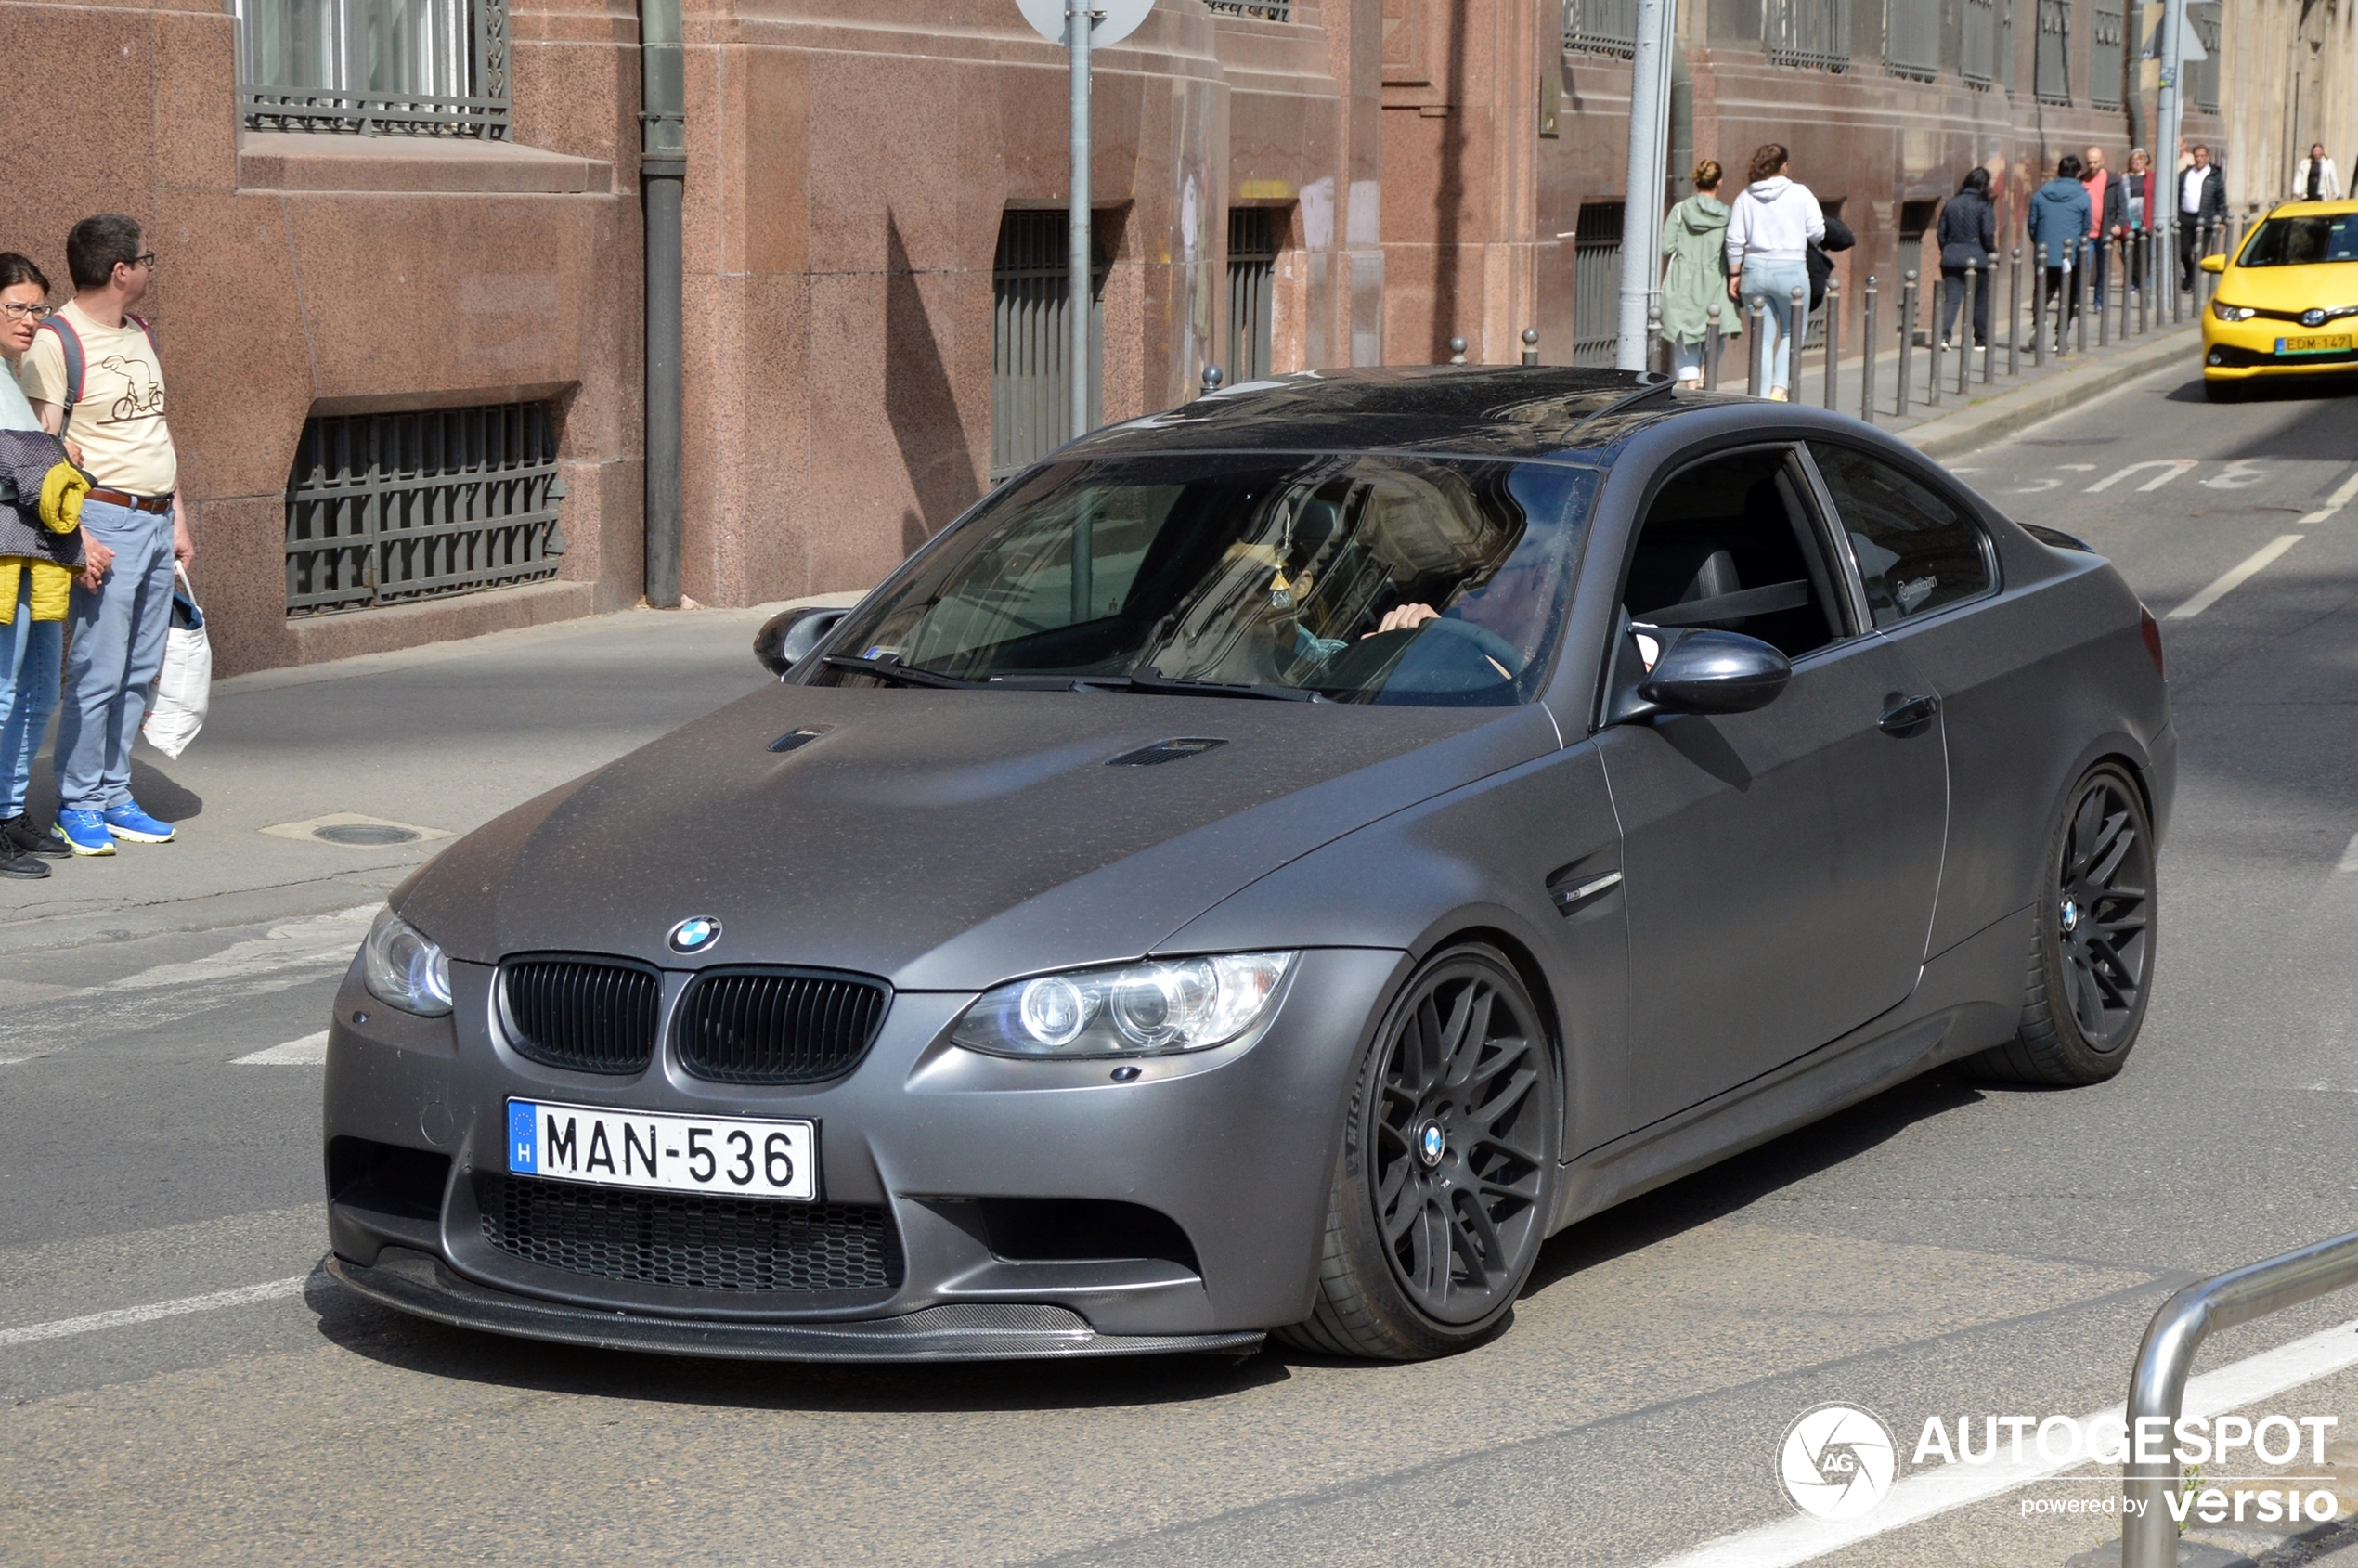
[
  {"x1": 53, "y1": 810, "x2": 116, "y2": 856},
  {"x1": 101, "y1": 802, "x2": 175, "y2": 844}
]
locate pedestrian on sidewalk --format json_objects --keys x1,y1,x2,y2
[
  {"x1": 1661, "y1": 159, "x2": 1737, "y2": 388},
  {"x1": 20, "y1": 215, "x2": 189, "y2": 857},
  {"x1": 1937, "y1": 166, "x2": 1997, "y2": 351},
  {"x1": 1724, "y1": 143, "x2": 1824, "y2": 401},
  {"x1": 2081, "y1": 146, "x2": 2129, "y2": 310},
  {"x1": 2177, "y1": 146, "x2": 2225, "y2": 289},
  {"x1": 2028, "y1": 156, "x2": 2092, "y2": 351},
  {"x1": 2124, "y1": 149, "x2": 2157, "y2": 299},
  {"x1": 2294, "y1": 144, "x2": 2342, "y2": 202},
  {"x1": 0, "y1": 253, "x2": 99, "y2": 881}
]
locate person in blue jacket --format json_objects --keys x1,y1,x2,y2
[{"x1": 2027, "y1": 155, "x2": 2093, "y2": 351}]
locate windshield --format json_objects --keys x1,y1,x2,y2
[
  {"x1": 811, "y1": 454, "x2": 1597, "y2": 706},
  {"x1": 2239, "y1": 213, "x2": 2358, "y2": 266}
]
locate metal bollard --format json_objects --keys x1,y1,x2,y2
[
  {"x1": 1200, "y1": 364, "x2": 1224, "y2": 396},
  {"x1": 2098, "y1": 239, "x2": 2111, "y2": 349},
  {"x1": 2139, "y1": 234, "x2": 2150, "y2": 335},
  {"x1": 1787, "y1": 285, "x2": 1806, "y2": 398},
  {"x1": 1925, "y1": 278, "x2": 1944, "y2": 408},
  {"x1": 1959, "y1": 266, "x2": 1976, "y2": 395},
  {"x1": 1447, "y1": 336, "x2": 1467, "y2": 365},
  {"x1": 2074, "y1": 248, "x2": 2088, "y2": 355},
  {"x1": 1859, "y1": 275, "x2": 1879, "y2": 424},
  {"x1": 1823, "y1": 279, "x2": 1841, "y2": 410},
  {"x1": 2032, "y1": 244, "x2": 2047, "y2": 368},
  {"x1": 1897, "y1": 271, "x2": 1917, "y2": 419},
  {"x1": 1647, "y1": 304, "x2": 1665, "y2": 376},
  {"x1": 1984, "y1": 255, "x2": 1999, "y2": 384},
  {"x1": 2007, "y1": 248, "x2": 2022, "y2": 377},
  {"x1": 1747, "y1": 296, "x2": 1768, "y2": 396},
  {"x1": 1521, "y1": 327, "x2": 1539, "y2": 367},
  {"x1": 1704, "y1": 302, "x2": 1721, "y2": 390}
]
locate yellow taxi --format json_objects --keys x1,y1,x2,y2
[{"x1": 2200, "y1": 198, "x2": 2358, "y2": 400}]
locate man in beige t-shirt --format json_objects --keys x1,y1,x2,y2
[{"x1": 19, "y1": 214, "x2": 193, "y2": 852}]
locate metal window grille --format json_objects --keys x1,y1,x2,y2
[
  {"x1": 2089, "y1": 3, "x2": 2123, "y2": 109},
  {"x1": 1885, "y1": 0, "x2": 1939, "y2": 81},
  {"x1": 1765, "y1": 0, "x2": 1851, "y2": 71},
  {"x1": 1962, "y1": 0, "x2": 1998, "y2": 86},
  {"x1": 1998, "y1": 0, "x2": 2015, "y2": 91},
  {"x1": 1563, "y1": 0, "x2": 1638, "y2": 57},
  {"x1": 1203, "y1": 0, "x2": 1291, "y2": 16},
  {"x1": 2187, "y1": 2, "x2": 2221, "y2": 113},
  {"x1": 284, "y1": 402, "x2": 564, "y2": 616},
  {"x1": 1227, "y1": 208, "x2": 1278, "y2": 384},
  {"x1": 991, "y1": 210, "x2": 1108, "y2": 481},
  {"x1": 2034, "y1": 0, "x2": 2070, "y2": 105},
  {"x1": 237, "y1": 0, "x2": 509, "y2": 136},
  {"x1": 1571, "y1": 201, "x2": 1625, "y2": 368}
]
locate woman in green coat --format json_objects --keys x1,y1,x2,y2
[{"x1": 1661, "y1": 160, "x2": 1736, "y2": 386}]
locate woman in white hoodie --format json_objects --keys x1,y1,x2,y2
[{"x1": 1724, "y1": 143, "x2": 1825, "y2": 400}]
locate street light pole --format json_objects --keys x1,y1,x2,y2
[
  {"x1": 1068, "y1": 0, "x2": 1093, "y2": 440},
  {"x1": 1615, "y1": 0, "x2": 1678, "y2": 371},
  {"x1": 2155, "y1": 0, "x2": 2187, "y2": 317}
]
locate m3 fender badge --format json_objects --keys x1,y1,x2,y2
[{"x1": 667, "y1": 916, "x2": 722, "y2": 955}]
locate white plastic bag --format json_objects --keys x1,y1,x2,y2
[{"x1": 141, "y1": 565, "x2": 210, "y2": 759}]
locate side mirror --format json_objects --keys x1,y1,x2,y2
[
  {"x1": 2199, "y1": 253, "x2": 2227, "y2": 274},
  {"x1": 754, "y1": 604, "x2": 850, "y2": 678},
  {"x1": 1634, "y1": 629, "x2": 1792, "y2": 717}
]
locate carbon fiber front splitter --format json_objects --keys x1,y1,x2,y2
[{"x1": 326, "y1": 1248, "x2": 1266, "y2": 1363}]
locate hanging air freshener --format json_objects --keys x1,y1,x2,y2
[{"x1": 1269, "y1": 568, "x2": 1294, "y2": 610}]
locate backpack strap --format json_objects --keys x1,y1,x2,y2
[{"x1": 36, "y1": 315, "x2": 84, "y2": 421}]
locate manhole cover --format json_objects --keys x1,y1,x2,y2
[{"x1": 312, "y1": 823, "x2": 421, "y2": 847}]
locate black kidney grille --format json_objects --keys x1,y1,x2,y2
[
  {"x1": 480, "y1": 1175, "x2": 903, "y2": 1294},
  {"x1": 675, "y1": 970, "x2": 888, "y2": 1084},
  {"x1": 500, "y1": 959, "x2": 660, "y2": 1074}
]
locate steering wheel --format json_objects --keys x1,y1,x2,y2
[
  {"x1": 1416, "y1": 615, "x2": 1527, "y2": 677},
  {"x1": 1312, "y1": 616, "x2": 1526, "y2": 696}
]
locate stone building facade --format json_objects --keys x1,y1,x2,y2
[{"x1": 0, "y1": 0, "x2": 2253, "y2": 677}]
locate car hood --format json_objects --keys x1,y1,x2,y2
[
  {"x1": 2221, "y1": 262, "x2": 2358, "y2": 311},
  {"x1": 394, "y1": 684, "x2": 1561, "y2": 990}
]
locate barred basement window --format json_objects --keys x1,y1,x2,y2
[
  {"x1": 1227, "y1": 207, "x2": 1279, "y2": 384},
  {"x1": 2089, "y1": 3, "x2": 2124, "y2": 109},
  {"x1": 235, "y1": 0, "x2": 509, "y2": 136},
  {"x1": 2034, "y1": 0, "x2": 2070, "y2": 105},
  {"x1": 991, "y1": 210, "x2": 1108, "y2": 481},
  {"x1": 1998, "y1": 0, "x2": 2016, "y2": 92},
  {"x1": 1885, "y1": 0, "x2": 1939, "y2": 81},
  {"x1": 1765, "y1": 0, "x2": 1850, "y2": 71},
  {"x1": 1571, "y1": 201, "x2": 1625, "y2": 368},
  {"x1": 1562, "y1": 0, "x2": 1638, "y2": 58},
  {"x1": 284, "y1": 402, "x2": 563, "y2": 616},
  {"x1": 1962, "y1": 0, "x2": 1998, "y2": 87}
]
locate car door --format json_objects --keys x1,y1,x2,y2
[{"x1": 1591, "y1": 441, "x2": 1949, "y2": 1127}]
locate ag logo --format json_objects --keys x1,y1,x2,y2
[
  {"x1": 667, "y1": 916, "x2": 722, "y2": 955},
  {"x1": 1779, "y1": 1404, "x2": 1897, "y2": 1520}
]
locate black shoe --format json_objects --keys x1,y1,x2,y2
[
  {"x1": 2, "y1": 814, "x2": 69, "y2": 858},
  {"x1": 0, "y1": 842, "x2": 49, "y2": 879}
]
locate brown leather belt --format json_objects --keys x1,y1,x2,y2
[{"x1": 84, "y1": 488, "x2": 173, "y2": 513}]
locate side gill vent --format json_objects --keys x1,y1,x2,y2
[{"x1": 1108, "y1": 737, "x2": 1228, "y2": 767}]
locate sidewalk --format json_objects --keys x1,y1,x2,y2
[{"x1": 1, "y1": 330, "x2": 2201, "y2": 957}]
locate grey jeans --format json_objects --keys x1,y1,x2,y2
[{"x1": 56, "y1": 498, "x2": 175, "y2": 812}]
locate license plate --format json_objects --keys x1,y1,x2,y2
[
  {"x1": 2276, "y1": 334, "x2": 2353, "y2": 355},
  {"x1": 506, "y1": 1098, "x2": 817, "y2": 1201}
]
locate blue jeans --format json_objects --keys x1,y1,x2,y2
[
  {"x1": 0, "y1": 569, "x2": 63, "y2": 818},
  {"x1": 1739, "y1": 257, "x2": 1810, "y2": 393},
  {"x1": 56, "y1": 499, "x2": 175, "y2": 812}
]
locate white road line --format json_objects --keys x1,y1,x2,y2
[
  {"x1": 235, "y1": 1030, "x2": 330, "y2": 1065},
  {"x1": 2167, "y1": 535, "x2": 2304, "y2": 620},
  {"x1": 2339, "y1": 830, "x2": 2358, "y2": 875},
  {"x1": 2300, "y1": 469, "x2": 2358, "y2": 525},
  {"x1": 2088, "y1": 459, "x2": 2199, "y2": 493},
  {"x1": 0, "y1": 1275, "x2": 309, "y2": 1349},
  {"x1": 1649, "y1": 1318, "x2": 2358, "y2": 1568},
  {"x1": 107, "y1": 905, "x2": 376, "y2": 993}
]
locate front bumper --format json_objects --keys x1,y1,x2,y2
[
  {"x1": 322, "y1": 946, "x2": 1407, "y2": 1357},
  {"x1": 2201, "y1": 317, "x2": 2358, "y2": 378}
]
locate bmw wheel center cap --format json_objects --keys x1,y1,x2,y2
[
  {"x1": 1418, "y1": 1121, "x2": 1446, "y2": 1168},
  {"x1": 2058, "y1": 900, "x2": 2079, "y2": 934},
  {"x1": 667, "y1": 916, "x2": 723, "y2": 955}
]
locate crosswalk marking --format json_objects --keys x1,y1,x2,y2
[
  {"x1": 2167, "y1": 535, "x2": 2304, "y2": 620},
  {"x1": 2300, "y1": 468, "x2": 2358, "y2": 525},
  {"x1": 0, "y1": 1276, "x2": 310, "y2": 1349},
  {"x1": 235, "y1": 1031, "x2": 330, "y2": 1066}
]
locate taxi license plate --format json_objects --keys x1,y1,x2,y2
[
  {"x1": 2277, "y1": 334, "x2": 2354, "y2": 356},
  {"x1": 506, "y1": 1098, "x2": 817, "y2": 1201}
]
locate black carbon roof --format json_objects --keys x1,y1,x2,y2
[{"x1": 1063, "y1": 365, "x2": 1749, "y2": 463}]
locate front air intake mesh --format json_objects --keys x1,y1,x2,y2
[
  {"x1": 479, "y1": 1175, "x2": 903, "y2": 1293},
  {"x1": 499, "y1": 958, "x2": 660, "y2": 1074},
  {"x1": 674, "y1": 969, "x2": 889, "y2": 1084}
]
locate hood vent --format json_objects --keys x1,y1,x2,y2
[{"x1": 1107, "y1": 737, "x2": 1228, "y2": 767}]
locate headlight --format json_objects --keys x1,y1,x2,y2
[
  {"x1": 2212, "y1": 301, "x2": 2257, "y2": 322},
  {"x1": 950, "y1": 952, "x2": 1296, "y2": 1058},
  {"x1": 361, "y1": 906, "x2": 453, "y2": 1017}
]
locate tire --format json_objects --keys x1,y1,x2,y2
[
  {"x1": 1969, "y1": 762, "x2": 2156, "y2": 1085},
  {"x1": 2203, "y1": 378, "x2": 2245, "y2": 403},
  {"x1": 1276, "y1": 945, "x2": 1560, "y2": 1360}
]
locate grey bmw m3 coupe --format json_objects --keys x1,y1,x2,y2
[{"x1": 323, "y1": 367, "x2": 2173, "y2": 1362}]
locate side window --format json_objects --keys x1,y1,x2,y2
[
  {"x1": 1621, "y1": 447, "x2": 1845, "y2": 660},
  {"x1": 1808, "y1": 444, "x2": 1993, "y2": 628}
]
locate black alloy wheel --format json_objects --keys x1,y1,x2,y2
[
  {"x1": 1973, "y1": 762, "x2": 2157, "y2": 1084},
  {"x1": 1279, "y1": 946, "x2": 1560, "y2": 1360}
]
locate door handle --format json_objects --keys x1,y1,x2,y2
[{"x1": 1878, "y1": 694, "x2": 1940, "y2": 736}]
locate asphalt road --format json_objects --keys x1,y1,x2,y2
[{"x1": 6, "y1": 367, "x2": 2358, "y2": 1568}]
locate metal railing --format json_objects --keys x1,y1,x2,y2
[
  {"x1": 1562, "y1": 0, "x2": 1639, "y2": 57},
  {"x1": 236, "y1": 0, "x2": 510, "y2": 137},
  {"x1": 1227, "y1": 207, "x2": 1277, "y2": 384},
  {"x1": 1765, "y1": 0, "x2": 1850, "y2": 71},
  {"x1": 284, "y1": 401, "x2": 564, "y2": 616},
  {"x1": 991, "y1": 209, "x2": 1107, "y2": 479},
  {"x1": 1961, "y1": 0, "x2": 1998, "y2": 86},
  {"x1": 2035, "y1": 0, "x2": 2071, "y2": 105},
  {"x1": 2122, "y1": 1228, "x2": 2358, "y2": 1567},
  {"x1": 1203, "y1": 0, "x2": 1291, "y2": 19},
  {"x1": 1570, "y1": 202, "x2": 1626, "y2": 367},
  {"x1": 1885, "y1": 0, "x2": 1939, "y2": 81}
]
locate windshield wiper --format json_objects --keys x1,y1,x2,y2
[
  {"x1": 1086, "y1": 667, "x2": 1323, "y2": 703},
  {"x1": 820, "y1": 654, "x2": 986, "y2": 690}
]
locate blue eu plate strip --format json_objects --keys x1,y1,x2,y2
[{"x1": 508, "y1": 1101, "x2": 538, "y2": 1173}]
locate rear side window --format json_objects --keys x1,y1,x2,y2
[
  {"x1": 1623, "y1": 446, "x2": 1845, "y2": 660},
  {"x1": 1808, "y1": 444, "x2": 1992, "y2": 627}
]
